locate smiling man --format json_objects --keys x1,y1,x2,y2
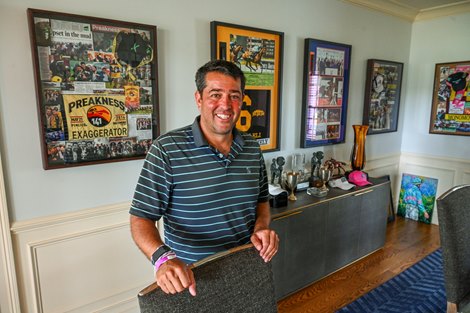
[{"x1": 129, "y1": 60, "x2": 279, "y2": 297}]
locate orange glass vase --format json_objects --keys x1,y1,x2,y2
[{"x1": 350, "y1": 125, "x2": 369, "y2": 171}]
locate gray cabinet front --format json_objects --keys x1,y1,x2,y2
[
  {"x1": 357, "y1": 184, "x2": 388, "y2": 257},
  {"x1": 271, "y1": 203, "x2": 327, "y2": 299},
  {"x1": 271, "y1": 179, "x2": 390, "y2": 300},
  {"x1": 324, "y1": 194, "x2": 362, "y2": 274}
]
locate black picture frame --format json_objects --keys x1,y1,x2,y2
[
  {"x1": 363, "y1": 59, "x2": 403, "y2": 135},
  {"x1": 210, "y1": 21, "x2": 284, "y2": 152},
  {"x1": 429, "y1": 60, "x2": 470, "y2": 136},
  {"x1": 300, "y1": 38, "x2": 351, "y2": 148},
  {"x1": 27, "y1": 8, "x2": 160, "y2": 169}
]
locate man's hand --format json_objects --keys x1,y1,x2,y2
[
  {"x1": 251, "y1": 228, "x2": 279, "y2": 262},
  {"x1": 156, "y1": 258, "x2": 196, "y2": 296}
]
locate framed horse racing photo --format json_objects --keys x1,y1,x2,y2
[
  {"x1": 27, "y1": 8, "x2": 159, "y2": 169},
  {"x1": 429, "y1": 60, "x2": 470, "y2": 136},
  {"x1": 300, "y1": 38, "x2": 351, "y2": 148},
  {"x1": 210, "y1": 21, "x2": 284, "y2": 152},
  {"x1": 363, "y1": 59, "x2": 403, "y2": 135}
]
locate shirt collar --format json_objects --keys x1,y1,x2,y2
[{"x1": 191, "y1": 116, "x2": 245, "y2": 148}]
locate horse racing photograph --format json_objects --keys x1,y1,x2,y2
[{"x1": 211, "y1": 21, "x2": 283, "y2": 152}]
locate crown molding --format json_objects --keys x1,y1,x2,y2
[
  {"x1": 342, "y1": 0, "x2": 417, "y2": 21},
  {"x1": 343, "y1": 0, "x2": 470, "y2": 22},
  {"x1": 415, "y1": 2, "x2": 470, "y2": 21}
]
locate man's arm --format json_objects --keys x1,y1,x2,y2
[
  {"x1": 129, "y1": 215, "x2": 196, "y2": 296},
  {"x1": 250, "y1": 201, "x2": 279, "y2": 262},
  {"x1": 130, "y1": 215, "x2": 164, "y2": 258}
]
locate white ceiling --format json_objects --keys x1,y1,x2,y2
[{"x1": 343, "y1": 0, "x2": 470, "y2": 21}]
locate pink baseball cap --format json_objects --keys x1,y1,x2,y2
[{"x1": 348, "y1": 170, "x2": 372, "y2": 186}]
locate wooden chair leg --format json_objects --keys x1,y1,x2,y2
[{"x1": 447, "y1": 301, "x2": 457, "y2": 313}]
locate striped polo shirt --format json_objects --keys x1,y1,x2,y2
[{"x1": 130, "y1": 117, "x2": 269, "y2": 264}]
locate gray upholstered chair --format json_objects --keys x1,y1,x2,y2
[
  {"x1": 437, "y1": 184, "x2": 470, "y2": 313},
  {"x1": 138, "y1": 244, "x2": 278, "y2": 313}
]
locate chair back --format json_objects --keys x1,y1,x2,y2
[
  {"x1": 138, "y1": 244, "x2": 278, "y2": 313},
  {"x1": 437, "y1": 184, "x2": 470, "y2": 307}
]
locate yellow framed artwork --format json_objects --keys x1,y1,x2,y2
[{"x1": 211, "y1": 21, "x2": 284, "y2": 152}]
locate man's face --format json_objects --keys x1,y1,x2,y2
[{"x1": 195, "y1": 72, "x2": 243, "y2": 138}]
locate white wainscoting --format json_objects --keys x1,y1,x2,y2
[
  {"x1": 399, "y1": 152, "x2": 470, "y2": 225},
  {"x1": 361, "y1": 152, "x2": 470, "y2": 225},
  {"x1": 11, "y1": 203, "x2": 152, "y2": 313}
]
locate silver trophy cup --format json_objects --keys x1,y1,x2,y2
[
  {"x1": 319, "y1": 168, "x2": 332, "y2": 192},
  {"x1": 286, "y1": 172, "x2": 299, "y2": 201}
]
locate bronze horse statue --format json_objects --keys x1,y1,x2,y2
[{"x1": 243, "y1": 46, "x2": 267, "y2": 73}]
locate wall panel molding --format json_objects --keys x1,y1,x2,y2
[
  {"x1": 399, "y1": 152, "x2": 470, "y2": 224},
  {"x1": 0, "y1": 150, "x2": 21, "y2": 313},
  {"x1": 11, "y1": 202, "x2": 151, "y2": 313}
]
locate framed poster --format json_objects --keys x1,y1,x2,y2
[
  {"x1": 363, "y1": 59, "x2": 403, "y2": 135},
  {"x1": 429, "y1": 61, "x2": 470, "y2": 135},
  {"x1": 300, "y1": 38, "x2": 351, "y2": 148},
  {"x1": 210, "y1": 21, "x2": 283, "y2": 152},
  {"x1": 397, "y1": 173, "x2": 438, "y2": 224},
  {"x1": 27, "y1": 8, "x2": 159, "y2": 169}
]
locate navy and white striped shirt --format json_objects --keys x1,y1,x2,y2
[{"x1": 130, "y1": 117, "x2": 269, "y2": 264}]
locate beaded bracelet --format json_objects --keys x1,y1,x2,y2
[{"x1": 154, "y1": 251, "x2": 177, "y2": 272}]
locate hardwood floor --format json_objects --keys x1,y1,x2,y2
[{"x1": 277, "y1": 216, "x2": 441, "y2": 313}]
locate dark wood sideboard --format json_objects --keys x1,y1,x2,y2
[{"x1": 270, "y1": 177, "x2": 391, "y2": 300}]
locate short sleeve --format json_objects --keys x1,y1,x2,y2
[{"x1": 129, "y1": 140, "x2": 173, "y2": 221}]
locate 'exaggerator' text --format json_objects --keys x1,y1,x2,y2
[{"x1": 71, "y1": 128, "x2": 128, "y2": 140}]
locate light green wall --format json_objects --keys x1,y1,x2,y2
[
  {"x1": 402, "y1": 12, "x2": 470, "y2": 159},
  {"x1": 0, "y1": 0, "x2": 412, "y2": 221}
]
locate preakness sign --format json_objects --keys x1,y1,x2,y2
[{"x1": 63, "y1": 94, "x2": 128, "y2": 140}]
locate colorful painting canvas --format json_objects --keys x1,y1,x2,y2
[{"x1": 397, "y1": 173, "x2": 438, "y2": 224}]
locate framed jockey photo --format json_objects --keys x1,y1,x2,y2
[
  {"x1": 429, "y1": 60, "x2": 470, "y2": 136},
  {"x1": 300, "y1": 38, "x2": 351, "y2": 148},
  {"x1": 363, "y1": 59, "x2": 404, "y2": 135},
  {"x1": 27, "y1": 8, "x2": 159, "y2": 169},
  {"x1": 210, "y1": 21, "x2": 284, "y2": 152}
]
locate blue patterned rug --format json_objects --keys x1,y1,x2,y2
[{"x1": 336, "y1": 249, "x2": 446, "y2": 313}]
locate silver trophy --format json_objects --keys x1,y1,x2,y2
[
  {"x1": 285, "y1": 172, "x2": 299, "y2": 201},
  {"x1": 319, "y1": 168, "x2": 333, "y2": 192}
]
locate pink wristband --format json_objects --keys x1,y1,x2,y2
[{"x1": 154, "y1": 251, "x2": 177, "y2": 272}]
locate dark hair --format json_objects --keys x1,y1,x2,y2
[{"x1": 195, "y1": 60, "x2": 245, "y2": 94}]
